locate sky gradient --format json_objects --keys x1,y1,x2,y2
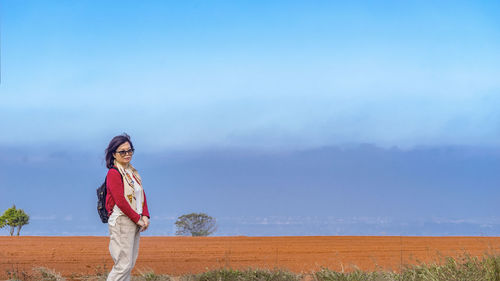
[
  {"x1": 1, "y1": 1, "x2": 500, "y2": 236},
  {"x1": 2, "y1": 1, "x2": 500, "y2": 149}
]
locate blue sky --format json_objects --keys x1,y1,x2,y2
[
  {"x1": 2, "y1": 0, "x2": 500, "y2": 149},
  {"x1": 1, "y1": 1, "x2": 500, "y2": 235}
]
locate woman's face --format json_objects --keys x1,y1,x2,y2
[{"x1": 113, "y1": 142, "x2": 134, "y2": 166}]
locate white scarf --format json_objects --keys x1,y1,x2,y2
[{"x1": 114, "y1": 160, "x2": 144, "y2": 213}]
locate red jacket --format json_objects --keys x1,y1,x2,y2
[{"x1": 105, "y1": 168, "x2": 150, "y2": 223}]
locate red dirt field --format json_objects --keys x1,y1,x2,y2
[{"x1": 1, "y1": 236, "x2": 500, "y2": 278}]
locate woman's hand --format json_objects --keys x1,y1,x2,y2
[
  {"x1": 140, "y1": 216, "x2": 150, "y2": 232},
  {"x1": 137, "y1": 218, "x2": 146, "y2": 231}
]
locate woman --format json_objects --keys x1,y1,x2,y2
[{"x1": 104, "y1": 133, "x2": 150, "y2": 281}]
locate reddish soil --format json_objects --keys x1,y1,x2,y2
[{"x1": 1, "y1": 236, "x2": 500, "y2": 278}]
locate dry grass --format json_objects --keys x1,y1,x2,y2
[{"x1": 6, "y1": 254, "x2": 500, "y2": 281}]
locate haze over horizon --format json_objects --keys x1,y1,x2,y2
[
  {"x1": 1, "y1": 1, "x2": 500, "y2": 235},
  {"x1": 2, "y1": 144, "x2": 500, "y2": 236}
]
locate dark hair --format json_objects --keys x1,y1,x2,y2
[{"x1": 105, "y1": 133, "x2": 134, "y2": 169}]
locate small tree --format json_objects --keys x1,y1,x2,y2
[
  {"x1": 175, "y1": 212, "x2": 216, "y2": 236},
  {"x1": 15, "y1": 209, "x2": 30, "y2": 236},
  {"x1": 0, "y1": 213, "x2": 5, "y2": 230},
  {"x1": 3, "y1": 205, "x2": 19, "y2": 236},
  {"x1": 1, "y1": 205, "x2": 30, "y2": 236}
]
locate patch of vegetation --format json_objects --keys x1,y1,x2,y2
[
  {"x1": 6, "y1": 266, "x2": 64, "y2": 281},
  {"x1": 315, "y1": 254, "x2": 500, "y2": 281},
  {"x1": 133, "y1": 270, "x2": 171, "y2": 281},
  {"x1": 180, "y1": 268, "x2": 300, "y2": 281},
  {"x1": 315, "y1": 269, "x2": 392, "y2": 281},
  {"x1": 6, "y1": 254, "x2": 500, "y2": 281}
]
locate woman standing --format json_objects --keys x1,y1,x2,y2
[{"x1": 104, "y1": 133, "x2": 150, "y2": 281}]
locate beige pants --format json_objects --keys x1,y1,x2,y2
[{"x1": 107, "y1": 216, "x2": 140, "y2": 281}]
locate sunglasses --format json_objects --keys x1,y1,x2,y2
[{"x1": 116, "y1": 148, "x2": 135, "y2": 157}]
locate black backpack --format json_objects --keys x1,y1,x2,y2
[{"x1": 97, "y1": 167, "x2": 118, "y2": 223}]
